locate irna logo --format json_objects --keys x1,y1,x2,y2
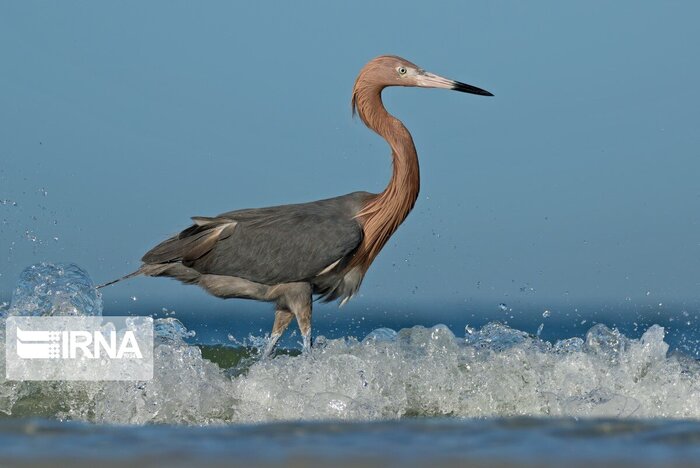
[
  {"x1": 5, "y1": 316, "x2": 153, "y2": 381},
  {"x1": 16, "y1": 328, "x2": 143, "y2": 360}
]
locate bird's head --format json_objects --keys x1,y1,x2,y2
[{"x1": 352, "y1": 55, "x2": 493, "y2": 103}]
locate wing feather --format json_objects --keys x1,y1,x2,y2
[
  {"x1": 142, "y1": 218, "x2": 237, "y2": 264},
  {"x1": 142, "y1": 192, "x2": 370, "y2": 286}
]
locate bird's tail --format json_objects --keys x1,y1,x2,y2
[{"x1": 96, "y1": 269, "x2": 142, "y2": 289}]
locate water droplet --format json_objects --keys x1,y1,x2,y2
[
  {"x1": 542, "y1": 309, "x2": 551, "y2": 318},
  {"x1": 536, "y1": 323, "x2": 544, "y2": 337},
  {"x1": 131, "y1": 296, "x2": 137, "y2": 301},
  {"x1": 498, "y1": 303, "x2": 508, "y2": 312}
]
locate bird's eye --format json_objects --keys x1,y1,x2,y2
[{"x1": 397, "y1": 67, "x2": 407, "y2": 75}]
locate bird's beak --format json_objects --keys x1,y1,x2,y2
[{"x1": 417, "y1": 71, "x2": 493, "y2": 96}]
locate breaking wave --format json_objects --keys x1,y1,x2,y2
[{"x1": 1, "y1": 263, "x2": 700, "y2": 425}]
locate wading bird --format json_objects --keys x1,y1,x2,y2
[{"x1": 100, "y1": 55, "x2": 492, "y2": 356}]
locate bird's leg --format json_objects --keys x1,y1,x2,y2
[
  {"x1": 290, "y1": 298, "x2": 313, "y2": 353},
  {"x1": 277, "y1": 283, "x2": 313, "y2": 353},
  {"x1": 263, "y1": 308, "x2": 294, "y2": 358}
]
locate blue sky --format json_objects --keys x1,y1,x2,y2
[{"x1": 1, "y1": 1, "x2": 699, "y2": 313}]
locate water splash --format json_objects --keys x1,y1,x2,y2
[
  {"x1": 1, "y1": 263, "x2": 700, "y2": 424},
  {"x1": 5, "y1": 263, "x2": 102, "y2": 317}
]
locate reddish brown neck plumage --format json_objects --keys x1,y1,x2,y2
[{"x1": 349, "y1": 72, "x2": 420, "y2": 272}]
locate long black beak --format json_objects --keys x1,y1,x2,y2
[
  {"x1": 417, "y1": 71, "x2": 494, "y2": 97},
  {"x1": 452, "y1": 80, "x2": 494, "y2": 96}
]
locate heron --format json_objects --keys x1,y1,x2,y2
[{"x1": 100, "y1": 55, "x2": 492, "y2": 356}]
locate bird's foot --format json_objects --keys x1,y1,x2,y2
[
  {"x1": 262, "y1": 333, "x2": 282, "y2": 359},
  {"x1": 302, "y1": 333, "x2": 313, "y2": 354}
]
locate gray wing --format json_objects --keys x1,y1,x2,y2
[{"x1": 142, "y1": 192, "x2": 371, "y2": 285}]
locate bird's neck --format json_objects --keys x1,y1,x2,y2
[{"x1": 351, "y1": 84, "x2": 420, "y2": 271}]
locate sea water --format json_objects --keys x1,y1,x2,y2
[{"x1": 2, "y1": 263, "x2": 700, "y2": 466}]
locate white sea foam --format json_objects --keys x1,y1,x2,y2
[{"x1": 2, "y1": 263, "x2": 700, "y2": 424}]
